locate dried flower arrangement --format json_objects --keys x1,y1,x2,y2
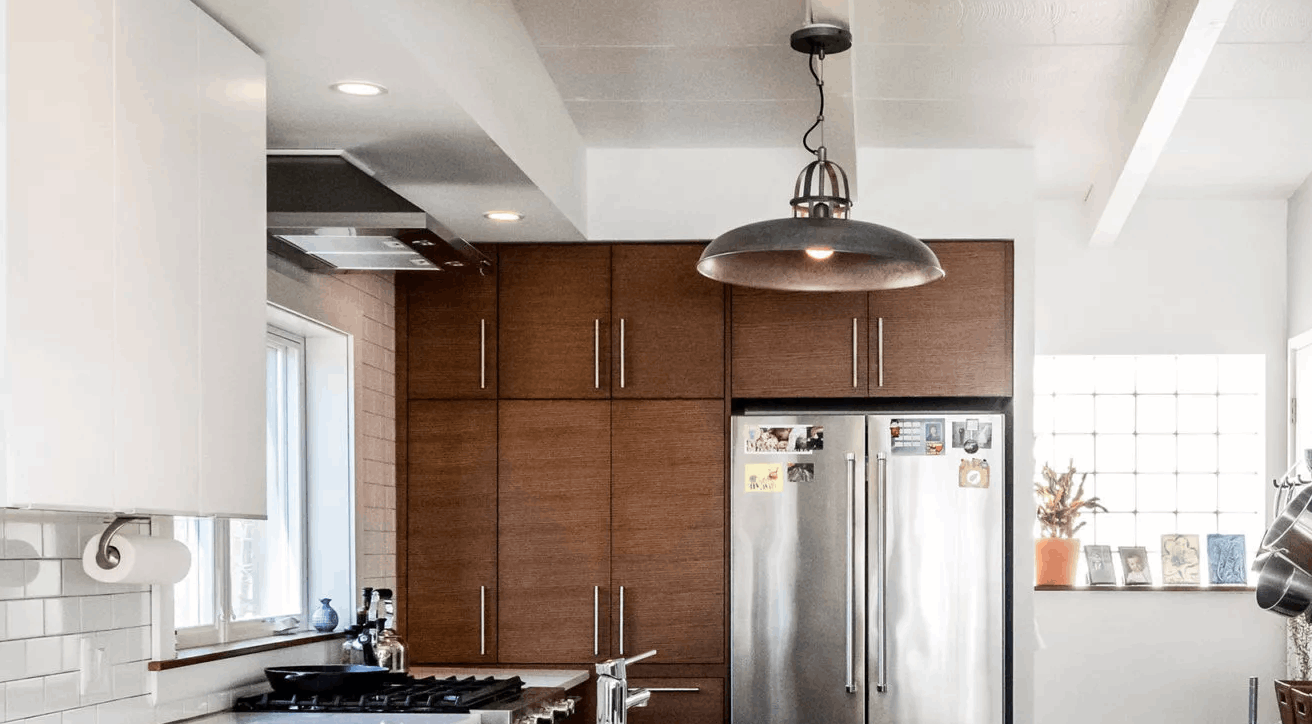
[{"x1": 1035, "y1": 460, "x2": 1107, "y2": 538}]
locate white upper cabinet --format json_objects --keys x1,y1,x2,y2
[{"x1": 1, "y1": 1, "x2": 268, "y2": 517}]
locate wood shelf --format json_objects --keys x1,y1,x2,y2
[{"x1": 1035, "y1": 584, "x2": 1255, "y2": 592}]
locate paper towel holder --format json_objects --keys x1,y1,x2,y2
[{"x1": 94, "y1": 515, "x2": 151, "y2": 570}]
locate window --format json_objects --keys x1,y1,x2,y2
[
  {"x1": 173, "y1": 326, "x2": 309, "y2": 647},
  {"x1": 1033, "y1": 355, "x2": 1265, "y2": 572}
]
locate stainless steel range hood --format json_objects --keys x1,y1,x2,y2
[{"x1": 267, "y1": 153, "x2": 492, "y2": 274}]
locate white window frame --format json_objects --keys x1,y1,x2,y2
[{"x1": 175, "y1": 326, "x2": 310, "y2": 649}]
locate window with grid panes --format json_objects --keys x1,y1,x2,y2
[{"x1": 1033, "y1": 355, "x2": 1265, "y2": 579}]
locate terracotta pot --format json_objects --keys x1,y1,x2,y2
[{"x1": 1035, "y1": 537, "x2": 1080, "y2": 586}]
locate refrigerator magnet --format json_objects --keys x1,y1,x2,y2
[
  {"x1": 959, "y1": 458, "x2": 990, "y2": 488},
  {"x1": 745, "y1": 463, "x2": 784, "y2": 492},
  {"x1": 951, "y1": 420, "x2": 993, "y2": 452},
  {"x1": 890, "y1": 417, "x2": 946, "y2": 455}
]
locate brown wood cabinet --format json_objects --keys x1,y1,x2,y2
[
  {"x1": 627, "y1": 678, "x2": 725, "y2": 724},
  {"x1": 499, "y1": 246, "x2": 611, "y2": 399},
  {"x1": 611, "y1": 400, "x2": 724, "y2": 663},
  {"x1": 869, "y1": 241, "x2": 1013, "y2": 397},
  {"x1": 406, "y1": 401, "x2": 498, "y2": 663},
  {"x1": 498, "y1": 400, "x2": 612, "y2": 663},
  {"x1": 611, "y1": 245, "x2": 724, "y2": 399},
  {"x1": 730, "y1": 289, "x2": 868, "y2": 397},
  {"x1": 405, "y1": 248, "x2": 498, "y2": 399}
]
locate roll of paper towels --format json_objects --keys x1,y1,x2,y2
[{"x1": 81, "y1": 534, "x2": 191, "y2": 585}]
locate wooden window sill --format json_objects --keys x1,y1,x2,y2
[
  {"x1": 148, "y1": 631, "x2": 341, "y2": 671},
  {"x1": 1035, "y1": 584, "x2": 1256, "y2": 592}
]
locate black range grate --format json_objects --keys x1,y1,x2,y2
[{"x1": 234, "y1": 675, "x2": 526, "y2": 713}]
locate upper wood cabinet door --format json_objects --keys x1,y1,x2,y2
[
  {"x1": 407, "y1": 401, "x2": 498, "y2": 664},
  {"x1": 499, "y1": 246, "x2": 611, "y2": 399},
  {"x1": 406, "y1": 248, "x2": 498, "y2": 399},
  {"x1": 612, "y1": 400, "x2": 725, "y2": 663},
  {"x1": 498, "y1": 401, "x2": 612, "y2": 663},
  {"x1": 731, "y1": 289, "x2": 868, "y2": 397},
  {"x1": 611, "y1": 245, "x2": 725, "y2": 399},
  {"x1": 869, "y1": 241, "x2": 1014, "y2": 397}
]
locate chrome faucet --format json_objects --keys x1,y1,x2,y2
[{"x1": 596, "y1": 649, "x2": 656, "y2": 724}]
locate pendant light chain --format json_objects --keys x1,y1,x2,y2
[{"x1": 802, "y1": 49, "x2": 826, "y2": 157}]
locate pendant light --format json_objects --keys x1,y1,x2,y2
[{"x1": 697, "y1": 24, "x2": 945, "y2": 292}]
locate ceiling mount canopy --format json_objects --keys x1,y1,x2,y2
[{"x1": 697, "y1": 23, "x2": 945, "y2": 293}]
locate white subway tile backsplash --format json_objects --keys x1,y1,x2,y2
[
  {"x1": 44, "y1": 523, "x2": 83, "y2": 560},
  {"x1": 59, "y1": 562, "x2": 98, "y2": 598},
  {"x1": 110, "y1": 594, "x2": 148, "y2": 630},
  {"x1": 80, "y1": 598, "x2": 113, "y2": 634},
  {"x1": 26, "y1": 560, "x2": 62, "y2": 598},
  {"x1": 0, "y1": 561, "x2": 26, "y2": 599},
  {"x1": 60, "y1": 706, "x2": 99, "y2": 724},
  {"x1": 5, "y1": 520, "x2": 44, "y2": 558},
  {"x1": 7, "y1": 599, "x2": 44, "y2": 640},
  {"x1": 44, "y1": 599, "x2": 81, "y2": 637},
  {"x1": 26, "y1": 636, "x2": 63, "y2": 678},
  {"x1": 96, "y1": 696, "x2": 151, "y2": 724},
  {"x1": 5, "y1": 677, "x2": 45, "y2": 719},
  {"x1": 45, "y1": 671, "x2": 81, "y2": 712},
  {"x1": 104, "y1": 630, "x2": 130, "y2": 666},
  {"x1": 110, "y1": 662, "x2": 145, "y2": 700},
  {"x1": 0, "y1": 640, "x2": 24, "y2": 682}
]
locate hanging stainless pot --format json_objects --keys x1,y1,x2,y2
[
  {"x1": 1255, "y1": 553, "x2": 1312, "y2": 616},
  {"x1": 1262, "y1": 486, "x2": 1312, "y2": 574}
]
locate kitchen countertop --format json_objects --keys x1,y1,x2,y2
[
  {"x1": 408, "y1": 667, "x2": 589, "y2": 690},
  {"x1": 187, "y1": 714, "x2": 478, "y2": 724}
]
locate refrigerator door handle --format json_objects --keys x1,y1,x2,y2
[
  {"x1": 876, "y1": 452, "x2": 889, "y2": 693},
  {"x1": 845, "y1": 452, "x2": 857, "y2": 694}
]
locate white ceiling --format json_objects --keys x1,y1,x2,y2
[
  {"x1": 196, "y1": 0, "x2": 1312, "y2": 242},
  {"x1": 1145, "y1": 0, "x2": 1312, "y2": 197}
]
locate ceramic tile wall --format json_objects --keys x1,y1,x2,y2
[{"x1": 0, "y1": 510, "x2": 188, "y2": 723}]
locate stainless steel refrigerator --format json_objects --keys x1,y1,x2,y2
[{"x1": 731, "y1": 412, "x2": 1007, "y2": 724}]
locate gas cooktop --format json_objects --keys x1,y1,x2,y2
[{"x1": 234, "y1": 675, "x2": 526, "y2": 714}]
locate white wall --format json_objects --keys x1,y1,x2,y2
[
  {"x1": 1033, "y1": 198, "x2": 1288, "y2": 724},
  {"x1": 1289, "y1": 177, "x2": 1312, "y2": 338}
]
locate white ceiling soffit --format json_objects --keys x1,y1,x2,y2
[
  {"x1": 1146, "y1": 0, "x2": 1312, "y2": 199},
  {"x1": 1083, "y1": 0, "x2": 1237, "y2": 247},
  {"x1": 193, "y1": 0, "x2": 587, "y2": 242}
]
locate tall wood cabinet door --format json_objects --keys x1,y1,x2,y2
[
  {"x1": 499, "y1": 246, "x2": 611, "y2": 399},
  {"x1": 627, "y1": 678, "x2": 725, "y2": 724},
  {"x1": 406, "y1": 248, "x2": 498, "y2": 399},
  {"x1": 499, "y1": 401, "x2": 612, "y2": 663},
  {"x1": 612, "y1": 245, "x2": 725, "y2": 399},
  {"x1": 869, "y1": 241, "x2": 1014, "y2": 397},
  {"x1": 407, "y1": 401, "x2": 498, "y2": 663},
  {"x1": 612, "y1": 401, "x2": 725, "y2": 663},
  {"x1": 731, "y1": 289, "x2": 868, "y2": 397}
]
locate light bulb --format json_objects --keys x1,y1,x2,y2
[{"x1": 806, "y1": 248, "x2": 834, "y2": 260}]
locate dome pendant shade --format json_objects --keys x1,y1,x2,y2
[{"x1": 698, "y1": 217, "x2": 945, "y2": 292}]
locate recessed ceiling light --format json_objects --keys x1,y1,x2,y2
[
  {"x1": 484, "y1": 211, "x2": 524, "y2": 222},
  {"x1": 331, "y1": 81, "x2": 388, "y2": 96}
]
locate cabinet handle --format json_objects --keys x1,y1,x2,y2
[
  {"x1": 851, "y1": 318, "x2": 858, "y2": 388},
  {"x1": 480, "y1": 319, "x2": 487, "y2": 390},
  {"x1": 876, "y1": 453, "x2": 889, "y2": 693},
  {"x1": 594, "y1": 320, "x2": 601, "y2": 389},
  {"x1": 619, "y1": 318, "x2": 626, "y2": 389},
  {"x1": 845, "y1": 453, "x2": 857, "y2": 694},
  {"x1": 877, "y1": 317, "x2": 885, "y2": 387},
  {"x1": 479, "y1": 586, "x2": 486, "y2": 655},
  {"x1": 618, "y1": 585, "x2": 625, "y2": 655},
  {"x1": 646, "y1": 688, "x2": 701, "y2": 693},
  {"x1": 593, "y1": 585, "x2": 600, "y2": 656}
]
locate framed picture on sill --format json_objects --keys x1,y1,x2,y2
[
  {"x1": 1085, "y1": 545, "x2": 1116, "y2": 585},
  {"x1": 1119, "y1": 546, "x2": 1152, "y2": 585}
]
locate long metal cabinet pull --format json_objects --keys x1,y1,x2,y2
[
  {"x1": 876, "y1": 453, "x2": 889, "y2": 693},
  {"x1": 479, "y1": 319, "x2": 487, "y2": 389},
  {"x1": 877, "y1": 317, "x2": 885, "y2": 387},
  {"x1": 620, "y1": 319, "x2": 626, "y2": 389},
  {"x1": 593, "y1": 586, "x2": 600, "y2": 656},
  {"x1": 646, "y1": 688, "x2": 700, "y2": 693},
  {"x1": 479, "y1": 586, "x2": 486, "y2": 655},
  {"x1": 618, "y1": 585, "x2": 625, "y2": 654},
  {"x1": 594, "y1": 320, "x2": 601, "y2": 389},
  {"x1": 845, "y1": 453, "x2": 857, "y2": 694},
  {"x1": 851, "y1": 318, "x2": 858, "y2": 388}
]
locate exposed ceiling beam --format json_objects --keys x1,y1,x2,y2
[
  {"x1": 1084, "y1": 0, "x2": 1237, "y2": 247},
  {"x1": 376, "y1": 0, "x2": 588, "y2": 236}
]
